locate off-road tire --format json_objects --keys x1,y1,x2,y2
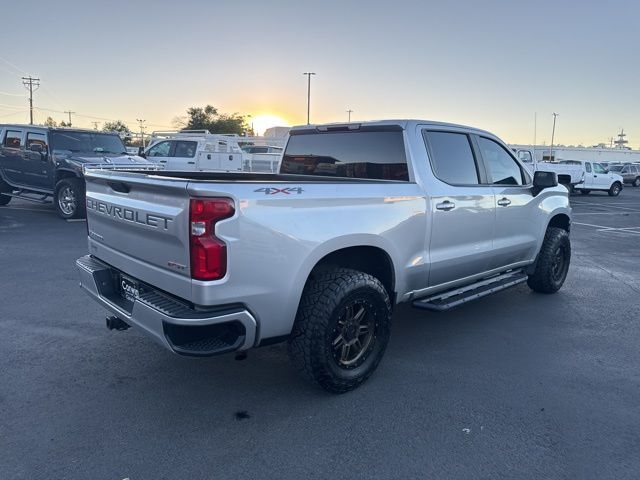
[
  {"x1": 527, "y1": 227, "x2": 571, "y2": 294},
  {"x1": 608, "y1": 182, "x2": 622, "y2": 197},
  {"x1": 54, "y1": 178, "x2": 86, "y2": 219},
  {"x1": 288, "y1": 268, "x2": 392, "y2": 393},
  {"x1": 632, "y1": 177, "x2": 640, "y2": 188},
  {"x1": 0, "y1": 179, "x2": 11, "y2": 206},
  {"x1": 579, "y1": 189, "x2": 591, "y2": 195}
]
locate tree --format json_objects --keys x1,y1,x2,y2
[
  {"x1": 103, "y1": 120, "x2": 133, "y2": 145},
  {"x1": 175, "y1": 105, "x2": 247, "y2": 135},
  {"x1": 60, "y1": 120, "x2": 70, "y2": 127},
  {"x1": 43, "y1": 117, "x2": 57, "y2": 127}
]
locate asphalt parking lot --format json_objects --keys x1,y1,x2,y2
[{"x1": 2, "y1": 188, "x2": 639, "y2": 480}]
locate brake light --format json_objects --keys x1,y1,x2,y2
[{"x1": 189, "y1": 198, "x2": 235, "y2": 280}]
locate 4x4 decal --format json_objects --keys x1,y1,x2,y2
[{"x1": 254, "y1": 187, "x2": 304, "y2": 195}]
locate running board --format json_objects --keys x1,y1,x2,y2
[
  {"x1": 412, "y1": 270, "x2": 528, "y2": 312},
  {"x1": 4, "y1": 190, "x2": 51, "y2": 204}
]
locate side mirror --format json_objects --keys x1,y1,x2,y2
[
  {"x1": 533, "y1": 171, "x2": 558, "y2": 195},
  {"x1": 29, "y1": 143, "x2": 43, "y2": 153}
]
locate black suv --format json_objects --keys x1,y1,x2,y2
[{"x1": 0, "y1": 125, "x2": 151, "y2": 218}]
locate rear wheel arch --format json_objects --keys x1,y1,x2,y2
[{"x1": 301, "y1": 245, "x2": 396, "y2": 306}]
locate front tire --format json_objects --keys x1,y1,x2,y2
[
  {"x1": 527, "y1": 227, "x2": 571, "y2": 294},
  {"x1": 608, "y1": 182, "x2": 622, "y2": 197},
  {"x1": 288, "y1": 268, "x2": 392, "y2": 393},
  {"x1": 54, "y1": 178, "x2": 86, "y2": 219}
]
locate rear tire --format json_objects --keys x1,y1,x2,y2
[
  {"x1": 0, "y1": 179, "x2": 11, "y2": 206},
  {"x1": 608, "y1": 182, "x2": 622, "y2": 197},
  {"x1": 288, "y1": 268, "x2": 392, "y2": 393},
  {"x1": 527, "y1": 227, "x2": 571, "y2": 294},
  {"x1": 633, "y1": 178, "x2": 640, "y2": 188},
  {"x1": 54, "y1": 178, "x2": 86, "y2": 219},
  {"x1": 580, "y1": 189, "x2": 591, "y2": 195}
]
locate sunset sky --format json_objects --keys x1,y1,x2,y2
[{"x1": 0, "y1": 0, "x2": 638, "y2": 145}]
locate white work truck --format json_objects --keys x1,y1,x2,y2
[
  {"x1": 513, "y1": 149, "x2": 623, "y2": 195},
  {"x1": 512, "y1": 148, "x2": 584, "y2": 191},
  {"x1": 143, "y1": 131, "x2": 282, "y2": 173}
]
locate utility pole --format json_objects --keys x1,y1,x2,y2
[
  {"x1": 64, "y1": 110, "x2": 75, "y2": 127},
  {"x1": 347, "y1": 109, "x2": 353, "y2": 123},
  {"x1": 549, "y1": 113, "x2": 559, "y2": 162},
  {"x1": 533, "y1": 112, "x2": 537, "y2": 161},
  {"x1": 136, "y1": 118, "x2": 146, "y2": 148},
  {"x1": 91, "y1": 121, "x2": 99, "y2": 130},
  {"x1": 21, "y1": 76, "x2": 40, "y2": 125},
  {"x1": 303, "y1": 72, "x2": 316, "y2": 125}
]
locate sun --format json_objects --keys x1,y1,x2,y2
[{"x1": 249, "y1": 114, "x2": 289, "y2": 136}]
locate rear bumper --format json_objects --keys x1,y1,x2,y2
[{"x1": 76, "y1": 255, "x2": 257, "y2": 356}]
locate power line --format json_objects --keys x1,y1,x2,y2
[
  {"x1": 0, "y1": 55, "x2": 29, "y2": 76},
  {"x1": 0, "y1": 91, "x2": 27, "y2": 97}
]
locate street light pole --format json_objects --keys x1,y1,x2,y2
[
  {"x1": 303, "y1": 72, "x2": 316, "y2": 124},
  {"x1": 347, "y1": 109, "x2": 353, "y2": 122},
  {"x1": 549, "y1": 113, "x2": 559, "y2": 162}
]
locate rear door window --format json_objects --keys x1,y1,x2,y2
[
  {"x1": 585, "y1": 163, "x2": 592, "y2": 173},
  {"x1": 3, "y1": 130, "x2": 23, "y2": 149},
  {"x1": 280, "y1": 130, "x2": 409, "y2": 181},
  {"x1": 423, "y1": 131, "x2": 479, "y2": 185},
  {"x1": 478, "y1": 137, "x2": 525, "y2": 185},
  {"x1": 174, "y1": 141, "x2": 197, "y2": 158}
]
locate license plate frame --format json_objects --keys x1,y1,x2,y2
[{"x1": 119, "y1": 274, "x2": 141, "y2": 303}]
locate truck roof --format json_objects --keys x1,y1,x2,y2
[
  {"x1": 0, "y1": 124, "x2": 119, "y2": 135},
  {"x1": 289, "y1": 119, "x2": 496, "y2": 137}
]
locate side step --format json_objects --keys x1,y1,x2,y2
[
  {"x1": 4, "y1": 190, "x2": 51, "y2": 204},
  {"x1": 412, "y1": 270, "x2": 528, "y2": 312}
]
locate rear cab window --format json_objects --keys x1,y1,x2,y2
[
  {"x1": 423, "y1": 130, "x2": 480, "y2": 185},
  {"x1": 3, "y1": 129, "x2": 23, "y2": 149},
  {"x1": 280, "y1": 128, "x2": 409, "y2": 181}
]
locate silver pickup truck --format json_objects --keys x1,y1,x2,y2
[{"x1": 76, "y1": 120, "x2": 572, "y2": 393}]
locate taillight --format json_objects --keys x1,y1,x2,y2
[{"x1": 189, "y1": 198, "x2": 235, "y2": 280}]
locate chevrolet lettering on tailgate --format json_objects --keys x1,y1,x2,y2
[{"x1": 86, "y1": 198, "x2": 173, "y2": 229}]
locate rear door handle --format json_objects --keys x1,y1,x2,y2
[
  {"x1": 436, "y1": 201, "x2": 455, "y2": 211},
  {"x1": 497, "y1": 197, "x2": 511, "y2": 207}
]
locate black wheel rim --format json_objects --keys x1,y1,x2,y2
[
  {"x1": 331, "y1": 299, "x2": 376, "y2": 369},
  {"x1": 551, "y1": 246, "x2": 567, "y2": 281}
]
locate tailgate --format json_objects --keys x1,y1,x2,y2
[{"x1": 84, "y1": 170, "x2": 193, "y2": 299}]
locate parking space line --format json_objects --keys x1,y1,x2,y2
[
  {"x1": 1, "y1": 206, "x2": 53, "y2": 213},
  {"x1": 572, "y1": 212, "x2": 640, "y2": 215},
  {"x1": 573, "y1": 221, "x2": 640, "y2": 236},
  {"x1": 570, "y1": 201, "x2": 640, "y2": 213}
]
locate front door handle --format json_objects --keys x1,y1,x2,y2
[
  {"x1": 497, "y1": 197, "x2": 511, "y2": 207},
  {"x1": 436, "y1": 200, "x2": 455, "y2": 211}
]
